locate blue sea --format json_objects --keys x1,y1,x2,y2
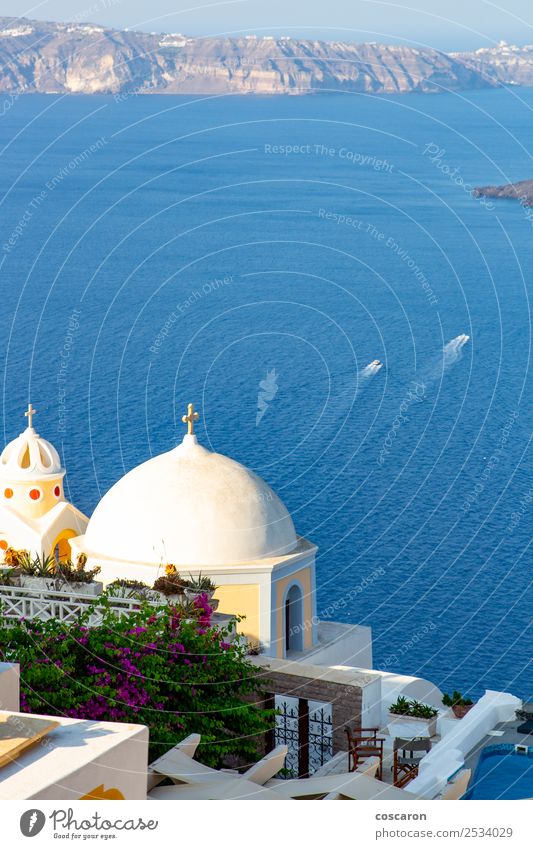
[{"x1": 0, "y1": 89, "x2": 531, "y2": 699}]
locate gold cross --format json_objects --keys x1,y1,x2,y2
[
  {"x1": 182, "y1": 402, "x2": 199, "y2": 435},
  {"x1": 25, "y1": 403, "x2": 37, "y2": 428}
]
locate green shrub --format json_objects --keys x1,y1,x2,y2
[
  {"x1": 442, "y1": 690, "x2": 473, "y2": 708},
  {"x1": 389, "y1": 696, "x2": 438, "y2": 719},
  {"x1": 0, "y1": 594, "x2": 272, "y2": 767}
]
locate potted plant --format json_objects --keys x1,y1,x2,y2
[
  {"x1": 442, "y1": 690, "x2": 474, "y2": 719},
  {"x1": 389, "y1": 695, "x2": 411, "y2": 716},
  {"x1": 17, "y1": 552, "x2": 102, "y2": 596},
  {"x1": 49, "y1": 555, "x2": 102, "y2": 596},
  {"x1": 18, "y1": 551, "x2": 58, "y2": 591},
  {"x1": 184, "y1": 572, "x2": 217, "y2": 602},
  {"x1": 0, "y1": 567, "x2": 19, "y2": 587},
  {"x1": 1, "y1": 546, "x2": 31, "y2": 586},
  {"x1": 388, "y1": 696, "x2": 439, "y2": 737},
  {"x1": 0, "y1": 547, "x2": 25, "y2": 586},
  {"x1": 153, "y1": 565, "x2": 186, "y2": 603},
  {"x1": 107, "y1": 578, "x2": 153, "y2": 600}
]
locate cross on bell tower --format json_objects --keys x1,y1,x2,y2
[
  {"x1": 182, "y1": 402, "x2": 199, "y2": 436},
  {"x1": 24, "y1": 403, "x2": 37, "y2": 429}
]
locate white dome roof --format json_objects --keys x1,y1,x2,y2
[
  {"x1": 0, "y1": 426, "x2": 64, "y2": 480},
  {"x1": 84, "y1": 434, "x2": 297, "y2": 566}
]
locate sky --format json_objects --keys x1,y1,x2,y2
[{"x1": 3, "y1": 0, "x2": 533, "y2": 51}]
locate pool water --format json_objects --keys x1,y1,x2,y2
[{"x1": 466, "y1": 745, "x2": 533, "y2": 800}]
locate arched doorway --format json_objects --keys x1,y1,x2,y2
[
  {"x1": 284, "y1": 584, "x2": 304, "y2": 654},
  {"x1": 51, "y1": 530, "x2": 76, "y2": 563}
]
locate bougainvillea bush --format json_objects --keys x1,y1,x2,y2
[{"x1": 0, "y1": 594, "x2": 273, "y2": 767}]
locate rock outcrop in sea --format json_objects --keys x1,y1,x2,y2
[{"x1": 473, "y1": 179, "x2": 533, "y2": 206}]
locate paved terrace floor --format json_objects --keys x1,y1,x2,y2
[
  {"x1": 318, "y1": 716, "x2": 532, "y2": 792},
  {"x1": 315, "y1": 727, "x2": 443, "y2": 786}
]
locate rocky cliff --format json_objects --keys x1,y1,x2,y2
[
  {"x1": 452, "y1": 42, "x2": 533, "y2": 87},
  {"x1": 473, "y1": 179, "x2": 533, "y2": 206},
  {"x1": 0, "y1": 16, "x2": 502, "y2": 96}
]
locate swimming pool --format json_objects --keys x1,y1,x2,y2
[{"x1": 466, "y1": 745, "x2": 533, "y2": 800}]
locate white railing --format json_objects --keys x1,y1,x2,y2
[
  {"x1": 0, "y1": 585, "x2": 162, "y2": 626},
  {"x1": 0, "y1": 585, "x2": 235, "y2": 634}
]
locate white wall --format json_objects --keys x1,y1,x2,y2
[
  {"x1": 303, "y1": 623, "x2": 373, "y2": 669},
  {"x1": 0, "y1": 713, "x2": 149, "y2": 800},
  {"x1": 377, "y1": 672, "x2": 445, "y2": 725},
  {"x1": 0, "y1": 662, "x2": 20, "y2": 712},
  {"x1": 361, "y1": 677, "x2": 382, "y2": 728}
]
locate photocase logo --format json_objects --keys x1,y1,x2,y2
[
  {"x1": 20, "y1": 810, "x2": 46, "y2": 837},
  {"x1": 256, "y1": 368, "x2": 279, "y2": 425}
]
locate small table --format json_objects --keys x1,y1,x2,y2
[{"x1": 516, "y1": 702, "x2": 533, "y2": 721}]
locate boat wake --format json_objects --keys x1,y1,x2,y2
[
  {"x1": 356, "y1": 360, "x2": 383, "y2": 396},
  {"x1": 415, "y1": 334, "x2": 470, "y2": 387},
  {"x1": 442, "y1": 334, "x2": 470, "y2": 370}
]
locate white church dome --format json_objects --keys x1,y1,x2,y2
[
  {"x1": 0, "y1": 405, "x2": 63, "y2": 480},
  {"x1": 83, "y1": 432, "x2": 297, "y2": 567}
]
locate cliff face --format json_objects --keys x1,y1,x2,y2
[
  {"x1": 0, "y1": 17, "x2": 500, "y2": 96},
  {"x1": 452, "y1": 42, "x2": 533, "y2": 87}
]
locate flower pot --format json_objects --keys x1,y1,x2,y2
[
  {"x1": 164, "y1": 592, "x2": 186, "y2": 605},
  {"x1": 60, "y1": 581, "x2": 103, "y2": 597},
  {"x1": 452, "y1": 704, "x2": 474, "y2": 719},
  {"x1": 185, "y1": 588, "x2": 215, "y2": 602},
  {"x1": 0, "y1": 568, "x2": 20, "y2": 586},
  {"x1": 19, "y1": 576, "x2": 103, "y2": 596},
  {"x1": 19, "y1": 576, "x2": 59, "y2": 592},
  {"x1": 388, "y1": 712, "x2": 438, "y2": 739}
]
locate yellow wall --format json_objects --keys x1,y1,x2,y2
[
  {"x1": 2, "y1": 476, "x2": 64, "y2": 520},
  {"x1": 50, "y1": 529, "x2": 77, "y2": 560},
  {"x1": 215, "y1": 583, "x2": 261, "y2": 647},
  {"x1": 274, "y1": 567, "x2": 313, "y2": 658}
]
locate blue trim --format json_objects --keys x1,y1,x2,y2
[{"x1": 283, "y1": 580, "x2": 305, "y2": 654}]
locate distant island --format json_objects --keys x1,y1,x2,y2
[
  {"x1": 2, "y1": 17, "x2": 533, "y2": 96},
  {"x1": 473, "y1": 179, "x2": 533, "y2": 206}
]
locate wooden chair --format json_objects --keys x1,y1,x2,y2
[
  {"x1": 344, "y1": 726, "x2": 385, "y2": 780},
  {"x1": 392, "y1": 737, "x2": 431, "y2": 788}
]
